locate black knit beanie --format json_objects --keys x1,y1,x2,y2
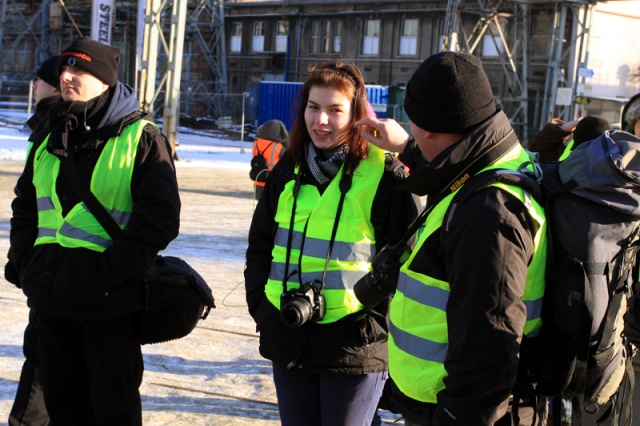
[
  {"x1": 59, "y1": 37, "x2": 120, "y2": 87},
  {"x1": 36, "y1": 56, "x2": 61, "y2": 90},
  {"x1": 572, "y1": 116, "x2": 610, "y2": 147},
  {"x1": 404, "y1": 51, "x2": 496, "y2": 134}
]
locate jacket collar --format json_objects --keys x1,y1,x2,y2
[{"x1": 400, "y1": 111, "x2": 517, "y2": 197}]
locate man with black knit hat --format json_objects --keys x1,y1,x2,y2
[
  {"x1": 5, "y1": 55, "x2": 61, "y2": 426},
  {"x1": 33, "y1": 55, "x2": 61, "y2": 105},
  {"x1": 7, "y1": 37, "x2": 180, "y2": 425},
  {"x1": 356, "y1": 51, "x2": 548, "y2": 425}
]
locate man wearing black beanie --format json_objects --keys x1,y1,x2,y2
[
  {"x1": 5, "y1": 55, "x2": 61, "y2": 426},
  {"x1": 26, "y1": 56, "x2": 63, "y2": 148},
  {"x1": 7, "y1": 37, "x2": 181, "y2": 425},
  {"x1": 356, "y1": 51, "x2": 548, "y2": 425}
]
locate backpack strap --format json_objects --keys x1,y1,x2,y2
[
  {"x1": 255, "y1": 139, "x2": 274, "y2": 157},
  {"x1": 597, "y1": 224, "x2": 640, "y2": 356}
]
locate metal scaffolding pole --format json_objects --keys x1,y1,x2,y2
[
  {"x1": 442, "y1": 0, "x2": 530, "y2": 139},
  {"x1": 137, "y1": 0, "x2": 229, "y2": 156},
  {"x1": 162, "y1": 0, "x2": 188, "y2": 155}
]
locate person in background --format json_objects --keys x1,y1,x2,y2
[
  {"x1": 26, "y1": 55, "x2": 63, "y2": 157},
  {"x1": 250, "y1": 119, "x2": 289, "y2": 200},
  {"x1": 4, "y1": 54, "x2": 61, "y2": 426},
  {"x1": 356, "y1": 51, "x2": 548, "y2": 425},
  {"x1": 526, "y1": 117, "x2": 580, "y2": 163},
  {"x1": 528, "y1": 115, "x2": 610, "y2": 164},
  {"x1": 621, "y1": 93, "x2": 640, "y2": 136},
  {"x1": 31, "y1": 56, "x2": 62, "y2": 122},
  {"x1": 7, "y1": 37, "x2": 180, "y2": 425},
  {"x1": 244, "y1": 59, "x2": 421, "y2": 426},
  {"x1": 528, "y1": 113, "x2": 611, "y2": 426}
]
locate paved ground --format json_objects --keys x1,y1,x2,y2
[
  {"x1": 1, "y1": 155, "x2": 639, "y2": 425},
  {"x1": 0, "y1": 157, "x2": 404, "y2": 425}
]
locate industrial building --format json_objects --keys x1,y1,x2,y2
[{"x1": 1, "y1": 0, "x2": 639, "y2": 145}]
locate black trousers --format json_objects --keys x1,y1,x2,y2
[
  {"x1": 37, "y1": 313, "x2": 143, "y2": 426},
  {"x1": 271, "y1": 361, "x2": 386, "y2": 426},
  {"x1": 9, "y1": 309, "x2": 49, "y2": 426}
]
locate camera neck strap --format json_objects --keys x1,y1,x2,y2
[{"x1": 282, "y1": 165, "x2": 354, "y2": 294}]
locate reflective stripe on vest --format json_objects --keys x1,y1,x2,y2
[
  {"x1": 388, "y1": 143, "x2": 547, "y2": 404},
  {"x1": 264, "y1": 144, "x2": 385, "y2": 324},
  {"x1": 32, "y1": 119, "x2": 152, "y2": 252}
]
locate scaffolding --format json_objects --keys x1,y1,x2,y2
[
  {"x1": 0, "y1": 0, "x2": 605, "y2": 144},
  {"x1": 0, "y1": 0, "x2": 231, "y2": 147},
  {"x1": 440, "y1": 0, "x2": 597, "y2": 142}
]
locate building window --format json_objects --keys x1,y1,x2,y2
[
  {"x1": 482, "y1": 35, "x2": 503, "y2": 57},
  {"x1": 333, "y1": 20, "x2": 342, "y2": 53},
  {"x1": 362, "y1": 20, "x2": 380, "y2": 55},
  {"x1": 320, "y1": 21, "x2": 331, "y2": 53},
  {"x1": 252, "y1": 21, "x2": 265, "y2": 52},
  {"x1": 399, "y1": 18, "x2": 418, "y2": 56},
  {"x1": 275, "y1": 20, "x2": 288, "y2": 53},
  {"x1": 230, "y1": 22, "x2": 242, "y2": 53},
  {"x1": 310, "y1": 21, "x2": 320, "y2": 54}
]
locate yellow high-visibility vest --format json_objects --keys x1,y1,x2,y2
[
  {"x1": 265, "y1": 144, "x2": 385, "y2": 323},
  {"x1": 388, "y1": 144, "x2": 547, "y2": 403},
  {"x1": 33, "y1": 120, "x2": 152, "y2": 252}
]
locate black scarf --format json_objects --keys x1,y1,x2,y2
[
  {"x1": 46, "y1": 90, "x2": 111, "y2": 157},
  {"x1": 304, "y1": 142, "x2": 349, "y2": 185},
  {"x1": 27, "y1": 95, "x2": 61, "y2": 132}
]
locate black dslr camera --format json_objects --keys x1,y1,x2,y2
[
  {"x1": 354, "y1": 244, "x2": 408, "y2": 309},
  {"x1": 280, "y1": 282, "x2": 326, "y2": 328}
]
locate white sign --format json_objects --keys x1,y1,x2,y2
[
  {"x1": 577, "y1": 83, "x2": 593, "y2": 94},
  {"x1": 91, "y1": 0, "x2": 115, "y2": 45},
  {"x1": 556, "y1": 88, "x2": 573, "y2": 106}
]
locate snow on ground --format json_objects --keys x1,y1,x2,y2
[{"x1": 0, "y1": 109, "x2": 405, "y2": 425}]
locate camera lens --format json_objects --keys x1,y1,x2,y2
[
  {"x1": 354, "y1": 270, "x2": 392, "y2": 309},
  {"x1": 280, "y1": 297, "x2": 313, "y2": 328}
]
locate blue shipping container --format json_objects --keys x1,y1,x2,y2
[{"x1": 258, "y1": 81, "x2": 388, "y2": 130}]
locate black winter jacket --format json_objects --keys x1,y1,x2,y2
[
  {"x1": 8, "y1": 83, "x2": 181, "y2": 320},
  {"x1": 4, "y1": 95, "x2": 61, "y2": 287},
  {"x1": 244, "y1": 146, "x2": 421, "y2": 374},
  {"x1": 392, "y1": 111, "x2": 542, "y2": 425}
]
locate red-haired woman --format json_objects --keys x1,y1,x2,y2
[{"x1": 244, "y1": 60, "x2": 420, "y2": 425}]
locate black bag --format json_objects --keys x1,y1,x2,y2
[
  {"x1": 249, "y1": 152, "x2": 269, "y2": 182},
  {"x1": 140, "y1": 255, "x2": 215, "y2": 345},
  {"x1": 250, "y1": 141, "x2": 274, "y2": 182},
  {"x1": 442, "y1": 130, "x2": 640, "y2": 424},
  {"x1": 59, "y1": 155, "x2": 216, "y2": 346}
]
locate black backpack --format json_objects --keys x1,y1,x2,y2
[
  {"x1": 443, "y1": 130, "x2": 640, "y2": 425},
  {"x1": 250, "y1": 141, "x2": 274, "y2": 182}
]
